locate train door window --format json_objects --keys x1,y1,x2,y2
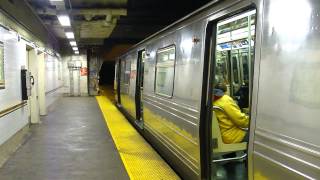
[
  {"x1": 211, "y1": 9, "x2": 256, "y2": 180},
  {"x1": 0, "y1": 41, "x2": 4, "y2": 89},
  {"x1": 240, "y1": 51, "x2": 249, "y2": 85},
  {"x1": 231, "y1": 51, "x2": 241, "y2": 95},
  {"x1": 155, "y1": 46, "x2": 175, "y2": 97},
  {"x1": 231, "y1": 52, "x2": 239, "y2": 83}
]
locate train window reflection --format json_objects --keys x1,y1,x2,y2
[
  {"x1": 0, "y1": 41, "x2": 4, "y2": 89},
  {"x1": 155, "y1": 46, "x2": 175, "y2": 97},
  {"x1": 211, "y1": 9, "x2": 256, "y2": 180}
]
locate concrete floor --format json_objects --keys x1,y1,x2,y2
[{"x1": 0, "y1": 97, "x2": 129, "y2": 180}]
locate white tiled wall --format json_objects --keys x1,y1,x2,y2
[
  {"x1": 45, "y1": 54, "x2": 63, "y2": 108},
  {"x1": 0, "y1": 27, "x2": 28, "y2": 145}
]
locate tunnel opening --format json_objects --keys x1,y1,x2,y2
[{"x1": 99, "y1": 61, "x2": 115, "y2": 86}]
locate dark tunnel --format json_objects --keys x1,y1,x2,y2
[{"x1": 99, "y1": 61, "x2": 115, "y2": 86}]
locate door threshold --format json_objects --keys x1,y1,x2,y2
[{"x1": 134, "y1": 120, "x2": 144, "y2": 129}]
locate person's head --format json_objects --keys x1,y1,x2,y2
[{"x1": 213, "y1": 83, "x2": 227, "y2": 100}]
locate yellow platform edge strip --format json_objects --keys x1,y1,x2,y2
[{"x1": 96, "y1": 93, "x2": 180, "y2": 180}]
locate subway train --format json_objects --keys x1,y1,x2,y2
[{"x1": 113, "y1": 0, "x2": 320, "y2": 179}]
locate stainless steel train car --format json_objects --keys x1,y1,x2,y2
[{"x1": 114, "y1": 0, "x2": 320, "y2": 179}]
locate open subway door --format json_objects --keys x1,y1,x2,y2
[
  {"x1": 201, "y1": 8, "x2": 257, "y2": 179},
  {"x1": 135, "y1": 50, "x2": 145, "y2": 128}
]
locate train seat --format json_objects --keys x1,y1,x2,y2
[{"x1": 212, "y1": 106, "x2": 247, "y2": 162}]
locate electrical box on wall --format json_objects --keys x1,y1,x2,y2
[{"x1": 21, "y1": 67, "x2": 32, "y2": 100}]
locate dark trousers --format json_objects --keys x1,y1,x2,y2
[{"x1": 242, "y1": 132, "x2": 249, "y2": 142}]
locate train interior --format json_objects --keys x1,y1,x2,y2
[{"x1": 211, "y1": 10, "x2": 256, "y2": 179}]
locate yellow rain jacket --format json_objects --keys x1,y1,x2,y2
[{"x1": 213, "y1": 95, "x2": 249, "y2": 144}]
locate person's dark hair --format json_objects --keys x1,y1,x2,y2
[{"x1": 214, "y1": 83, "x2": 227, "y2": 92}]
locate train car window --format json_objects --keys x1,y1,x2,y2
[
  {"x1": 142, "y1": 51, "x2": 146, "y2": 62},
  {"x1": 120, "y1": 60, "x2": 125, "y2": 83},
  {"x1": 211, "y1": 9, "x2": 256, "y2": 180},
  {"x1": 114, "y1": 61, "x2": 118, "y2": 90},
  {"x1": 231, "y1": 53, "x2": 240, "y2": 85},
  {"x1": 0, "y1": 41, "x2": 4, "y2": 89},
  {"x1": 141, "y1": 50, "x2": 146, "y2": 88},
  {"x1": 124, "y1": 60, "x2": 131, "y2": 85},
  {"x1": 215, "y1": 51, "x2": 231, "y2": 95},
  {"x1": 155, "y1": 46, "x2": 175, "y2": 97}
]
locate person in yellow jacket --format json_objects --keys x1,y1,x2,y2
[{"x1": 213, "y1": 84, "x2": 249, "y2": 144}]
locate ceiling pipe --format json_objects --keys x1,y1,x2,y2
[
  {"x1": 43, "y1": 19, "x2": 118, "y2": 26},
  {"x1": 71, "y1": 9, "x2": 127, "y2": 16},
  {"x1": 37, "y1": 8, "x2": 127, "y2": 17}
]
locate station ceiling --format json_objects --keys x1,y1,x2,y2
[{"x1": 26, "y1": 0, "x2": 212, "y2": 58}]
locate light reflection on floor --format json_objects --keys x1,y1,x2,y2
[{"x1": 212, "y1": 161, "x2": 247, "y2": 180}]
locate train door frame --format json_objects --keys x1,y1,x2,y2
[
  {"x1": 200, "y1": 4, "x2": 258, "y2": 180},
  {"x1": 199, "y1": 20, "x2": 216, "y2": 179},
  {"x1": 135, "y1": 49, "x2": 145, "y2": 129}
]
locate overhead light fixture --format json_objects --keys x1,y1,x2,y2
[
  {"x1": 49, "y1": 0, "x2": 64, "y2": 6},
  {"x1": 72, "y1": 47, "x2": 78, "y2": 51},
  {"x1": 57, "y1": 15, "x2": 71, "y2": 27},
  {"x1": 70, "y1": 41, "x2": 77, "y2": 46},
  {"x1": 65, "y1": 32, "x2": 74, "y2": 39},
  {"x1": 75, "y1": 51, "x2": 79, "y2": 54}
]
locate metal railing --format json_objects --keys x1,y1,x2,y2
[{"x1": 0, "y1": 101, "x2": 27, "y2": 118}]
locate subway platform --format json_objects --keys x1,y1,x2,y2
[{"x1": 0, "y1": 89, "x2": 179, "y2": 180}]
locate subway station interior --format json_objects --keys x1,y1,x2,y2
[{"x1": 0, "y1": 0, "x2": 319, "y2": 180}]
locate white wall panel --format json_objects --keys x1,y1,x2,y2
[
  {"x1": 0, "y1": 27, "x2": 28, "y2": 145},
  {"x1": 0, "y1": 107, "x2": 28, "y2": 145}
]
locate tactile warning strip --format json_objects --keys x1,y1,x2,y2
[{"x1": 96, "y1": 91, "x2": 180, "y2": 180}]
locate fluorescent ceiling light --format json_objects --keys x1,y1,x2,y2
[
  {"x1": 75, "y1": 51, "x2": 79, "y2": 54},
  {"x1": 57, "y1": 15, "x2": 71, "y2": 27},
  {"x1": 70, "y1": 41, "x2": 77, "y2": 46},
  {"x1": 72, "y1": 47, "x2": 78, "y2": 51},
  {"x1": 65, "y1": 32, "x2": 74, "y2": 39}
]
